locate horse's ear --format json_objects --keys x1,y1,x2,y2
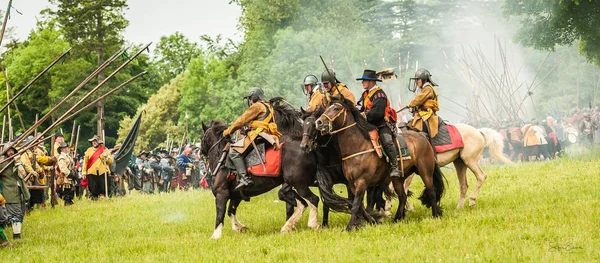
[{"x1": 201, "y1": 122, "x2": 208, "y2": 132}]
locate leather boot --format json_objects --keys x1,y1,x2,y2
[
  {"x1": 229, "y1": 149, "x2": 253, "y2": 191},
  {"x1": 381, "y1": 131, "x2": 401, "y2": 178}
]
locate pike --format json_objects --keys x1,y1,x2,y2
[
  {"x1": 0, "y1": 63, "x2": 26, "y2": 131},
  {"x1": 1, "y1": 115, "x2": 4, "y2": 144},
  {"x1": 63, "y1": 71, "x2": 147, "y2": 121},
  {"x1": 178, "y1": 132, "x2": 187, "y2": 155},
  {"x1": 0, "y1": 47, "x2": 128, "y2": 157},
  {"x1": 50, "y1": 134, "x2": 58, "y2": 207},
  {"x1": 0, "y1": 48, "x2": 72, "y2": 114},
  {"x1": 0, "y1": 44, "x2": 149, "y2": 164}
]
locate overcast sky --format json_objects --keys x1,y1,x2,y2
[{"x1": 5, "y1": 0, "x2": 243, "y2": 45}]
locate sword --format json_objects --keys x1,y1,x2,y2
[
  {"x1": 251, "y1": 140, "x2": 266, "y2": 172},
  {"x1": 212, "y1": 143, "x2": 230, "y2": 176}
]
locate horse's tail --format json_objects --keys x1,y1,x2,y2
[
  {"x1": 479, "y1": 128, "x2": 515, "y2": 166},
  {"x1": 316, "y1": 166, "x2": 351, "y2": 213},
  {"x1": 418, "y1": 162, "x2": 445, "y2": 207}
]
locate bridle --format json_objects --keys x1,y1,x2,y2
[{"x1": 320, "y1": 103, "x2": 356, "y2": 135}]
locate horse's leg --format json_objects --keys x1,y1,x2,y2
[
  {"x1": 322, "y1": 203, "x2": 330, "y2": 227},
  {"x1": 403, "y1": 174, "x2": 415, "y2": 212},
  {"x1": 347, "y1": 180, "x2": 367, "y2": 231},
  {"x1": 453, "y1": 158, "x2": 469, "y2": 209},
  {"x1": 278, "y1": 183, "x2": 301, "y2": 220},
  {"x1": 280, "y1": 198, "x2": 306, "y2": 234},
  {"x1": 464, "y1": 157, "x2": 487, "y2": 207},
  {"x1": 384, "y1": 183, "x2": 393, "y2": 217},
  {"x1": 211, "y1": 191, "x2": 230, "y2": 239},
  {"x1": 294, "y1": 186, "x2": 321, "y2": 230},
  {"x1": 391, "y1": 177, "x2": 407, "y2": 222},
  {"x1": 416, "y1": 159, "x2": 441, "y2": 218},
  {"x1": 228, "y1": 198, "x2": 247, "y2": 233}
]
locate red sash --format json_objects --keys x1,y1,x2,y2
[{"x1": 86, "y1": 146, "x2": 106, "y2": 170}]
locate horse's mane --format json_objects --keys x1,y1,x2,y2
[
  {"x1": 269, "y1": 97, "x2": 303, "y2": 140},
  {"x1": 301, "y1": 106, "x2": 325, "y2": 120},
  {"x1": 330, "y1": 97, "x2": 375, "y2": 140}
]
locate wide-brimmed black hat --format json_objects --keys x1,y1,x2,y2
[{"x1": 356, "y1": 69, "x2": 382, "y2": 82}]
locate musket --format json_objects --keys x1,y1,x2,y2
[
  {"x1": 1, "y1": 115, "x2": 5, "y2": 144},
  {"x1": 50, "y1": 135, "x2": 58, "y2": 207},
  {"x1": 73, "y1": 125, "x2": 81, "y2": 159},
  {"x1": 70, "y1": 120, "x2": 76, "y2": 147},
  {"x1": 0, "y1": 48, "x2": 71, "y2": 114},
  {"x1": 251, "y1": 140, "x2": 266, "y2": 172},
  {"x1": 396, "y1": 106, "x2": 409, "y2": 113}
]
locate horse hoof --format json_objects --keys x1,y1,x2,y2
[
  {"x1": 346, "y1": 224, "x2": 361, "y2": 231},
  {"x1": 280, "y1": 225, "x2": 295, "y2": 234},
  {"x1": 233, "y1": 225, "x2": 248, "y2": 233}
]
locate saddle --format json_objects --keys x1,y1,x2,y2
[
  {"x1": 225, "y1": 141, "x2": 283, "y2": 178},
  {"x1": 368, "y1": 128, "x2": 411, "y2": 161}
]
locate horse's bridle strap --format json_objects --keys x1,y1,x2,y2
[{"x1": 330, "y1": 122, "x2": 356, "y2": 134}]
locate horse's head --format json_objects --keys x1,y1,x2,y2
[
  {"x1": 201, "y1": 121, "x2": 228, "y2": 163},
  {"x1": 300, "y1": 107, "x2": 321, "y2": 153},
  {"x1": 315, "y1": 103, "x2": 347, "y2": 134}
]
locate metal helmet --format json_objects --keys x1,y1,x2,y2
[
  {"x1": 302, "y1": 75, "x2": 319, "y2": 95},
  {"x1": 408, "y1": 68, "x2": 437, "y2": 92},
  {"x1": 246, "y1": 87, "x2": 266, "y2": 104},
  {"x1": 321, "y1": 69, "x2": 337, "y2": 84}
]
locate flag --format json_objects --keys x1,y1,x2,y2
[{"x1": 110, "y1": 112, "x2": 143, "y2": 175}]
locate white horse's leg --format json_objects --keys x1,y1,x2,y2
[
  {"x1": 463, "y1": 158, "x2": 487, "y2": 207},
  {"x1": 403, "y1": 174, "x2": 415, "y2": 212},
  {"x1": 231, "y1": 214, "x2": 247, "y2": 233},
  {"x1": 280, "y1": 200, "x2": 306, "y2": 233},
  {"x1": 305, "y1": 198, "x2": 321, "y2": 230},
  {"x1": 453, "y1": 159, "x2": 469, "y2": 209},
  {"x1": 211, "y1": 223, "x2": 224, "y2": 239}
]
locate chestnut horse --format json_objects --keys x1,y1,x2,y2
[{"x1": 309, "y1": 98, "x2": 445, "y2": 230}]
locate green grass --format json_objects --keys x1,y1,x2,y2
[{"x1": 2, "y1": 150, "x2": 600, "y2": 262}]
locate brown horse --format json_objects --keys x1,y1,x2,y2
[{"x1": 310, "y1": 98, "x2": 445, "y2": 230}]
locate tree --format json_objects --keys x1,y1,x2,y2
[
  {"x1": 49, "y1": 0, "x2": 129, "y2": 140},
  {"x1": 153, "y1": 32, "x2": 202, "y2": 84},
  {"x1": 117, "y1": 73, "x2": 185, "y2": 152},
  {"x1": 503, "y1": 0, "x2": 600, "y2": 66}
]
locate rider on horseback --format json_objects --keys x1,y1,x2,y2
[
  {"x1": 303, "y1": 74, "x2": 320, "y2": 105},
  {"x1": 356, "y1": 69, "x2": 401, "y2": 178},
  {"x1": 407, "y1": 68, "x2": 440, "y2": 140},
  {"x1": 222, "y1": 87, "x2": 282, "y2": 191},
  {"x1": 307, "y1": 69, "x2": 356, "y2": 111}
]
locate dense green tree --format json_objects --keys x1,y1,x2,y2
[
  {"x1": 48, "y1": 0, "x2": 129, "y2": 139},
  {"x1": 153, "y1": 32, "x2": 202, "y2": 84},
  {"x1": 117, "y1": 73, "x2": 185, "y2": 152},
  {"x1": 503, "y1": 0, "x2": 600, "y2": 66}
]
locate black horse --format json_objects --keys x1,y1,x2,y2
[{"x1": 201, "y1": 100, "x2": 321, "y2": 239}]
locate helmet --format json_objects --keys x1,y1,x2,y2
[
  {"x1": 321, "y1": 69, "x2": 337, "y2": 84},
  {"x1": 304, "y1": 75, "x2": 318, "y2": 86},
  {"x1": 408, "y1": 68, "x2": 437, "y2": 92},
  {"x1": 246, "y1": 87, "x2": 266, "y2": 104},
  {"x1": 302, "y1": 75, "x2": 319, "y2": 95}
]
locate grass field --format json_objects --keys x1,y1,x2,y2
[{"x1": 2, "y1": 149, "x2": 600, "y2": 262}]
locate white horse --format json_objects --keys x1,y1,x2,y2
[{"x1": 400, "y1": 124, "x2": 513, "y2": 210}]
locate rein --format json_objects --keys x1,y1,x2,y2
[{"x1": 322, "y1": 103, "x2": 376, "y2": 162}]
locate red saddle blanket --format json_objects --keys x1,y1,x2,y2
[
  {"x1": 247, "y1": 144, "x2": 283, "y2": 177},
  {"x1": 435, "y1": 125, "x2": 464, "y2": 153}
]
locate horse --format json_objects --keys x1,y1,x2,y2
[
  {"x1": 308, "y1": 98, "x2": 445, "y2": 230},
  {"x1": 401, "y1": 124, "x2": 513, "y2": 209},
  {"x1": 300, "y1": 107, "x2": 393, "y2": 223},
  {"x1": 200, "y1": 100, "x2": 321, "y2": 239}
]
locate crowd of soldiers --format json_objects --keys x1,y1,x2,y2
[
  {"x1": 127, "y1": 145, "x2": 208, "y2": 195},
  {"x1": 0, "y1": 131, "x2": 208, "y2": 247},
  {"x1": 481, "y1": 107, "x2": 599, "y2": 162}
]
